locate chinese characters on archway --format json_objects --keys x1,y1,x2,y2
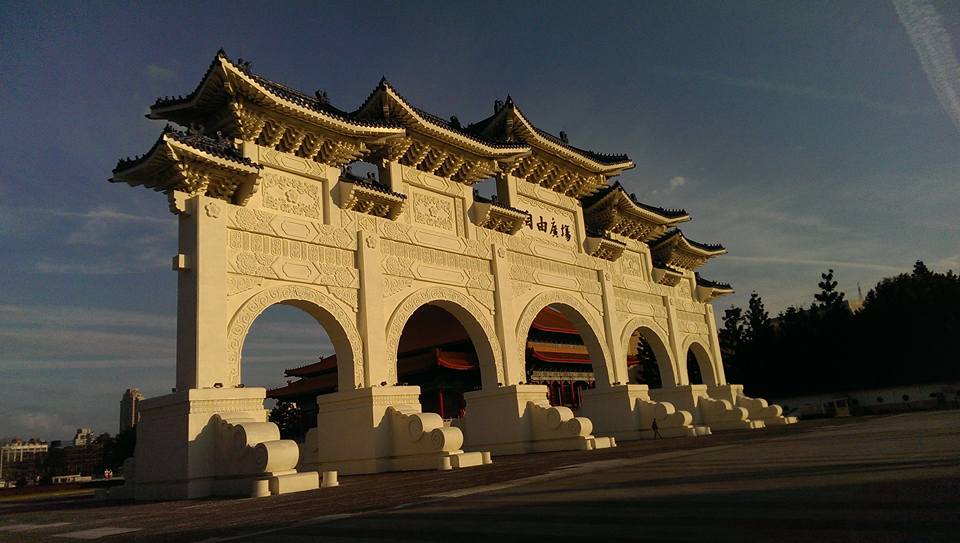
[{"x1": 524, "y1": 214, "x2": 572, "y2": 241}]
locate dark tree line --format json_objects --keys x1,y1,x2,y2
[{"x1": 720, "y1": 262, "x2": 960, "y2": 398}]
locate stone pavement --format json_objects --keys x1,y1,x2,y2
[{"x1": 2, "y1": 411, "x2": 958, "y2": 542}]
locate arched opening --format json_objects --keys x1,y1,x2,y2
[
  {"x1": 627, "y1": 331, "x2": 663, "y2": 388},
  {"x1": 395, "y1": 305, "x2": 482, "y2": 419},
  {"x1": 231, "y1": 288, "x2": 362, "y2": 443},
  {"x1": 241, "y1": 304, "x2": 335, "y2": 441},
  {"x1": 621, "y1": 322, "x2": 678, "y2": 388},
  {"x1": 685, "y1": 341, "x2": 716, "y2": 387},
  {"x1": 522, "y1": 304, "x2": 609, "y2": 408}
]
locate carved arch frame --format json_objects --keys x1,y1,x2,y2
[
  {"x1": 515, "y1": 289, "x2": 615, "y2": 387},
  {"x1": 385, "y1": 286, "x2": 505, "y2": 389},
  {"x1": 227, "y1": 284, "x2": 364, "y2": 390},
  {"x1": 620, "y1": 316, "x2": 679, "y2": 388},
  {"x1": 680, "y1": 336, "x2": 720, "y2": 387}
]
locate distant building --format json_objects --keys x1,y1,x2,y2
[
  {"x1": 119, "y1": 388, "x2": 144, "y2": 433},
  {"x1": 1, "y1": 439, "x2": 48, "y2": 483},
  {"x1": 73, "y1": 428, "x2": 95, "y2": 447}
]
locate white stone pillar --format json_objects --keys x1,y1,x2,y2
[
  {"x1": 380, "y1": 159, "x2": 405, "y2": 195},
  {"x1": 174, "y1": 193, "x2": 229, "y2": 390},
  {"x1": 599, "y1": 270, "x2": 627, "y2": 385},
  {"x1": 357, "y1": 230, "x2": 386, "y2": 387},
  {"x1": 497, "y1": 173, "x2": 520, "y2": 208},
  {"x1": 663, "y1": 296, "x2": 684, "y2": 386},
  {"x1": 705, "y1": 304, "x2": 727, "y2": 386},
  {"x1": 491, "y1": 244, "x2": 520, "y2": 386},
  {"x1": 322, "y1": 164, "x2": 341, "y2": 227}
]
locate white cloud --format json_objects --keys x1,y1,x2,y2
[
  {"x1": 894, "y1": 0, "x2": 960, "y2": 134},
  {"x1": 143, "y1": 64, "x2": 178, "y2": 81},
  {"x1": 650, "y1": 176, "x2": 688, "y2": 197}
]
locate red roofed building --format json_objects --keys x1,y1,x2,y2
[{"x1": 268, "y1": 305, "x2": 656, "y2": 427}]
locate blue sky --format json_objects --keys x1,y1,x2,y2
[{"x1": 1, "y1": 1, "x2": 958, "y2": 440}]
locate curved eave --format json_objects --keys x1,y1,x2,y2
[
  {"x1": 358, "y1": 83, "x2": 531, "y2": 159},
  {"x1": 695, "y1": 277, "x2": 734, "y2": 302},
  {"x1": 607, "y1": 190, "x2": 690, "y2": 225},
  {"x1": 651, "y1": 230, "x2": 726, "y2": 258},
  {"x1": 110, "y1": 134, "x2": 260, "y2": 188},
  {"x1": 678, "y1": 236, "x2": 727, "y2": 258},
  {"x1": 510, "y1": 106, "x2": 635, "y2": 175},
  {"x1": 149, "y1": 53, "x2": 405, "y2": 139}
]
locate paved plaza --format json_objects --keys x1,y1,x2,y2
[{"x1": 1, "y1": 411, "x2": 957, "y2": 542}]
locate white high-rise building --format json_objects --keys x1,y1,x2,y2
[{"x1": 119, "y1": 388, "x2": 144, "y2": 433}]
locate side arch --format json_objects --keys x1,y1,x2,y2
[
  {"x1": 680, "y1": 337, "x2": 720, "y2": 387},
  {"x1": 386, "y1": 286, "x2": 505, "y2": 390},
  {"x1": 619, "y1": 316, "x2": 679, "y2": 387},
  {"x1": 515, "y1": 290, "x2": 614, "y2": 387},
  {"x1": 227, "y1": 284, "x2": 364, "y2": 390}
]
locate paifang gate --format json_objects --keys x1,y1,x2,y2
[{"x1": 108, "y1": 51, "x2": 795, "y2": 500}]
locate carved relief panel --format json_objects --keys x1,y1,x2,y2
[
  {"x1": 261, "y1": 173, "x2": 323, "y2": 220},
  {"x1": 225, "y1": 205, "x2": 359, "y2": 308}
]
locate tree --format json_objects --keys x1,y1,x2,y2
[
  {"x1": 720, "y1": 306, "x2": 745, "y2": 352},
  {"x1": 106, "y1": 427, "x2": 136, "y2": 470},
  {"x1": 745, "y1": 292, "x2": 771, "y2": 340},
  {"x1": 723, "y1": 259, "x2": 960, "y2": 398},
  {"x1": 269, "y1": 401, "x2": 303, "y2": 440},
  {"x1": 814, "y1": 269, "x2": 846, "y2": 310},
  {"x1": 719, "y1": 306, "x2": 745, "y2": 381}
]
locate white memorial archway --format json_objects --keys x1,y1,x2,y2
[{"x1": 108, "y1": 51, "x2": 793, "y2": 500}]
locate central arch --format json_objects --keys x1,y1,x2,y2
[
  {"x1": 620, "y1": 317, "x2": 678, "y2": 388},
  {"x1": 227, "y1": 285, "x2": 364, "y2": 391},
  {"x1": 386, "y1": 286, "x2": 504, "y2": 390},
  {"x1": 516, "y1": 290, "x2": 614, "y2": 388}
]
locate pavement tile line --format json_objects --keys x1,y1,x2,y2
[
  {"x1": 190, "y1": 444, "x2": 742, "y2": 543},
  {"x1": 0, "y1": 522, "x2": 73, "y2": 532},
  {"x1": 52, "y1": 526, "x2": 142, "y2": 540},
  {"x1": 425, "y1": 444, "x2": 741, "y2": 499}
]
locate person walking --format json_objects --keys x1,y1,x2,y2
[{"x1": 651, "y1": 418, "x2": 662, "y2": 439}]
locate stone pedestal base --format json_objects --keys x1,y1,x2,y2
[
  {"x1": 651, "y1": 385, "x2": 763, "y2": 432},
  {"x1": 710, "y1": 384, "x2": 797, "y2": 427},
  {"x1": 298, "y1": 386, "x2": 490, "y2": 475},
  {"x1": 458, "y1": 385, "x2": 615, "y2": 455},
  {"x1": 579, "y1": 384, "x2": 698, "y2": 441},
  {"x1": 115, "y1": 388, "x2": 319, "y2": 500}
]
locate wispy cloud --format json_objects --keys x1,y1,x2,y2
[
  {"x1": 0, "y1": 204, "x2": 175, "y2": 274},
  {"x1": 893, "y1": 0, "x2": 960, "y2": 134},
  {"x1": 723, "y1": 255, "x2": 903, "y2": 273},
  {"x1": 0, "y1": 303, "x2": 175, "y2": 369},
  {"x1": 934, "y1": 254, "x2": 960, "y2": 273},
  {"x1": 143, "y1": 64, "x2": 178, "y2": 81},
  {"x1": 4, "y1": 411, "x2": 75, "y2": 440},
  {"x1": 659, "y1": 66, "x2": 934, "y2": 116}
]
